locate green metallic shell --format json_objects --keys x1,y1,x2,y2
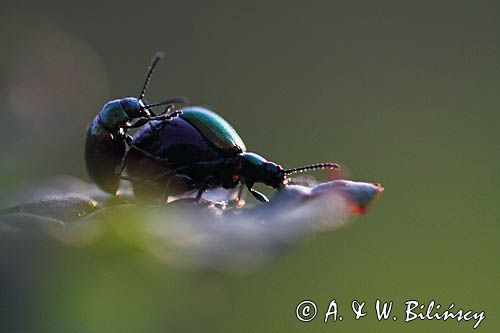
[
  {"x1": 242, "y1": 152, "x2": 267, "y2": 167},
  {"x1": 180, "y1": 107, "x2": 246, "y2": 154}
]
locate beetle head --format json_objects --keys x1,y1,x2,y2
[{"x1": 121, "y1": 97, "x2": 148, "y2": 118}]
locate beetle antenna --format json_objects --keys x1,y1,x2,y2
[
  {"x1": 144, "y1": 96, "x2": 189, "y2": 109},
  {"x1": 138, "y1": 52, "x2": 165, "y2": 101},
  {"x1": 284, "y1": 162, "x2": 340, "y2": 175}
]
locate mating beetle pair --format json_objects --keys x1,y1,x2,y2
[{"x1": 85, "y1": 53, "x2": 340, "y2": 203}]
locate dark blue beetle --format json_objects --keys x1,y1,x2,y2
[{"x1": 85, "y1": 53, "x2": 340, "y2": 203}]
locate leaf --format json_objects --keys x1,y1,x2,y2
[{"x1": 0, "y1": 176, "x2": 383, "y2": 271}]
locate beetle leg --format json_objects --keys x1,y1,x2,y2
[
  {"x1": 124, "y1": 134, "x2": 134, "y2": 145},
  {"x1": 114, "y1": 142, "x2": 134, "y2": 176},
  {"x1": 125, "y1": 139, "x2": 174, "y2": 164},
  {"x1": 154, "y1": 167, "x2": 190, "y2": 202},
  {"x1": 158, "y1": 104, "x2": 181, "y2": 117},
  {"x1": 114, "y1": 135, "x2": 140, "y2": 176},
  {"x1": 120, "y1": 175, "x2": 157, "y2": 186},
  {"x1": 242, "y1": 177, "x2": 269, "y2": 203},
  {"x1": 149, "y1": 110, "x2": 183, "y2": 121},
  {"x1": 124, "y1": 109, "x2": 182, "y2": 130},
  {"x1": 152, "y1": 166, "x2": 188, "y2": 182},
  {"x1": 160, "y1": 177, "x2": 175, "y2": 203},
  {"x1": 238, "y1": 177, "x2": 269, "y2": 202},
  {"x1": 247, "y1": 186, "x2": 269, "y2": 203},
  {"x1": 124, "y1": 118, "x2": 150, "y2": 129},
  {"x1": 115, "y1": 133, "x2": 168, "y2": 177},
  {"x1": 115, "y1": 154, "x2": 127, "y2": 176},
  {"x1": 195, "y1": 176, "x2": 215, "y2": 202},
  {"x1": 236, "y1": 183, "x2": 245, "y2": 203}
]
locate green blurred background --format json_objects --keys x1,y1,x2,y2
[{"x1": 0, "y1": 0, "x2": 498, "y2": 332}]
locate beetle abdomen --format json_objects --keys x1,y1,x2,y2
[
  {"x1": 85, "y1": 118, "x2": 125, "y2": 194},
  {"x1": 132, "y1": 118, "x2": 221, "y2": 164},
  {"x1": 127, "y1": 118, "x2": 223, "y2": 200}
]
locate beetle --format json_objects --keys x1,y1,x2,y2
[
  {"x1": 86, "y1": 52, "x2": 341, "y2": 203},
  {"x1": 85, "y1": 52, "x2": 188, "y2": 194}
]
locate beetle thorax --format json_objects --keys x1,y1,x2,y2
[{"x1": 238, "y1": 152, "x2": 285, "y2": 189}]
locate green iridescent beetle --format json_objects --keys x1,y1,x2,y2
[{"x1": 86, "y1": 53, "x2": 341, "y2": 203}]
